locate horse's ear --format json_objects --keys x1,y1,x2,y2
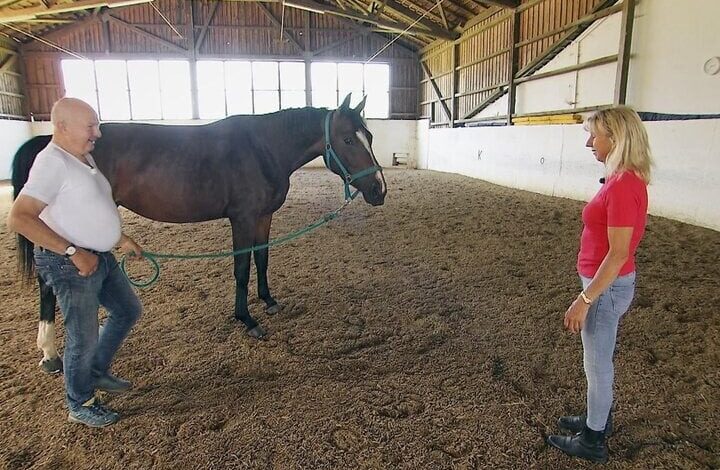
[
  {"x1": 339, "y1": 93, "x2": 352, "y2": 111},
  {"x1": 354, "y1": 95, "x2": 367, "y2": 114}
]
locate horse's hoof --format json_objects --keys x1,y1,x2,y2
[
  {"x1": 266, "y1": 303, "x2": 282, "y2": 315},
  {"x1": 246, "y1": 325, "x2": 267, "y2": 339},
  {"x1": 40, "y1": 357, "x2": 63, "y2": 375}
]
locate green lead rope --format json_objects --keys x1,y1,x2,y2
[{"x1": 120, "y1": 190, "x2": 360, "y2": 288}]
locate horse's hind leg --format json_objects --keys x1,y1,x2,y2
[
  {"x1": 254, "y1": 214, "x2": 281, "y2": 315},
  {"x1": 37, "y1": 275, "x2": 62, "y2": 374},
  {"x1": 230, "y1": 217, "x2": 266, "y2": 339}
]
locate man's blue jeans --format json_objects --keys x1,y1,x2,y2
[
  {"x1": 580, "y1": 272, "x2": 636, "y2": 431},
  {"x1": 34, "y1": 249, "x2": 142, "y2": 411}
]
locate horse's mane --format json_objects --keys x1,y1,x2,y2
[
  {"x1": 275, "y1": 106, "x2": 329, "y2": 139},
  {"x1": 227, "y1": 105, "x2": 365, "y2": 134}
]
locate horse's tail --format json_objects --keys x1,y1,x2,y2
[{"x1": 11, "y1": 135, "x2": 52, "y2": 283}]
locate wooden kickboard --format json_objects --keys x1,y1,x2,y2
[{"x1": 513, "y1": 114, "x2": 583, "y2": 125}]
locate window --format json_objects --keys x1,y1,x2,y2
[
  {"x1": 95, "y1": 60, "x2": 130, "y2": 121},
  {"x1": 159, "y1": 61, "x2": 192, "y2": 119},
  {"x1": 62, "y1": 58, "x2": 390, "y2": 120},
  {"x1": 311, "y1": 62, "x2": 337, "y2": 109},
  {"x1": 280, "y1": 62, "x2": 306, "y2": 110},
  {"x1": 338, "y1": 63, "x2": 363, "y2": 108},
  {"x1": 197, "y1": 60, "x2": 226, "y2": 119},
  {"x1": 127, "y1": 60, "x2": 161, "y2": 120},
  {"x1": 364, "y1": 63, "x2": 390, "y2": 119},
  {"x1": 61, "y1": 60, "x2": 98, "y2": 112},
  {"x1": 252, "y1": 61, "x2": 279, "y2": 114},
  {"x1": 225, "y1": 61, "x2": 253, "y2": 115},
  {"x1": 195, "y1": 60, "x2": 306, "y2": 117},
  {"x1": 62, "y1": 59, "x2": 192, "y2": 121},
  {"x1": 311, "y1": 61, "x2": 390, "y2": 118}
]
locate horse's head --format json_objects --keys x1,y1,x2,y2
[{"x1": 324, "y1": 94, "x2": 386, "y2": 206}]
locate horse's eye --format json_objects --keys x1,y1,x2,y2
[{"x1": 344, "y1": 137, "x2": 353, "y2": 145}]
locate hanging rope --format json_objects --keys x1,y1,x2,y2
[
  {"x1": 149, "y1": 2, "x2": 183, "y2": 39},
  {"x1": 366, "y1": 0, "x2": 443, "y2": 64}
]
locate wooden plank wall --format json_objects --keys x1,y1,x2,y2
[
  {"x1": 17, "y1": 0, "x2": 418, "y2": 119},
  {"x1": 420, "y1": 0, "x2": 608, "y2": 126},
  {"x1": 0, "y1": 40, "x2": 25, "y2": 119}
]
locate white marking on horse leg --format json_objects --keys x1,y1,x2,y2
[{"x1": 37, "y1": 321, "x2": 59, "y2": 364}]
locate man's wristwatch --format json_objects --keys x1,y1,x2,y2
[{"x1": 64, "y1": 244, "x2": 77, "y2": 257}]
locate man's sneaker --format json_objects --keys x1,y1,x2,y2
[
  {"x1": 68, "y1": 398, "x2": 120, "y2": 428},
  {"x1": 94, "y1": 373, "x2": 133, "y2": 394}
]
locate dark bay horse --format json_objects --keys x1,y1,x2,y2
[{"x1": 12, "y1": 94, "x2": 386, "y2": 374}]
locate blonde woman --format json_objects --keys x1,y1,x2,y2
[{"x1": 548, "y1": 106, "x2": 653, "y2": 463}]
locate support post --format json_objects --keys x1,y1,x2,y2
[
  {"x1": 506, "y1": 8, "x2": 520, "y2": 126},
  {"x1": 614, "y1": 0, "x2": 635, "y2": 105}
]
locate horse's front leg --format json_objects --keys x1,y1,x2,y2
[
  {"x1": 230, "y1": 217, "x2": 266, "y2": 339},
  {"x1": 253, "y1": 214, "x2": 281, "y2": 315}
]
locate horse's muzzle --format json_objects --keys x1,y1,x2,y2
[{"x1": 363, "y1": 182, "x2": 386, "y2": 206}]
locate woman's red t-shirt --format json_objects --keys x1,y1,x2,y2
[{"x1": 577, "y1": 171, "x2": 648, "y2": 277}]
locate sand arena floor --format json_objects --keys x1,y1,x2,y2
[{"x1": 0, "y1": 168, "x2": 718, "y2": 469}]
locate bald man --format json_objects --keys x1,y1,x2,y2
[{"x1": 8, "y1": 97, "x2": 143, "y2": 428}]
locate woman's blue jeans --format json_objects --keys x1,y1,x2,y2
[
  {"x1": 580, "y1": 272, "x2": 635, "y2": 431},
  {"x1": 34, "y1": 249, "x2": 142, "y2": 411}
]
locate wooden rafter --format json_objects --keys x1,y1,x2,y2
[
  {"x1": 421, "y1": 60, "x2": 450, "y2": 120},
  {"x1": 0, "y1": 0, "x2": 23, "y2": 8},
  {"x1": 0, "y1": 0, "x2": 153, "y2": 23},
  {"x1": 18, "y1": 13, "x2": 99, "y2": 49},
  {"x1": 194, "y1": 0, "x2": 219, "y2": 53},
  {"x1": 379, "y1": 0, "x2": 457, "y2": 39},
  {"x1": 481, "y1": 0, "x2": 518, "y2": 8},
  {"x1": 438, "y1": 0, "x2": 474, "y2": 19},
  {"x1": 437, "y1": 1, "x2": 448, "y2": 30},
  {"x1": 105, "y1": 13, "x2": 187, "y2": 53},
  {"x1": 0, "y1": 52, "x2": 17, "y2": 71},
  {"x1": 462, "y1": 0, "x2": 619, "y2": 120},
  {"x1": 256, "y1": 2, "x2": 304, "y2": 52},
  {"x1": 284, "y1": 0, "x2": 456, "y2": 40}
]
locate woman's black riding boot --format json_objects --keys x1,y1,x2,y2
[
  {"x1": 558, "y1": 412, "x2": 613, "y2": 437},
  {"x1": 548, "y1": 425, "x2": 609, "y2": 464}
]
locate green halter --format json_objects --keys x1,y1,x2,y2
[{"x1": 323, "y1": 111, "x2": 383, "y2": 201}]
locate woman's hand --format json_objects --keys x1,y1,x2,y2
[{"x1": 563, "y1": 296, "x2": 590, "y2": 334}]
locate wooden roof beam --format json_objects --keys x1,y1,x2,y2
[
  {"x1": 481, "y1": 0, "x2": 518, "y2": 8},
  {"x1": 0, "y1": 0, "x2": 153, "y2": 23},
  {"x1": 379, "y1": 0, "x2": 458, "y2": 38},
  {"x1": 284, "y1": 0, "x2": 458, "y2": 40},
  {"x1": 440, "y1": 0, "x2": 475, "y2": 19},
  {"x1": 0, "y1": 0, "x2": 23, "y2": 8},
  {"x1": 256, "y1": 2, "x2": 304, "y2": 52},
  {"x1": 105, "y1": 13, "x2": 187, "y2": 53}
]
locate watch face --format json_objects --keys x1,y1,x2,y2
[{"x1": 66, "y1": 246, "x2": 77, "y2": 256}]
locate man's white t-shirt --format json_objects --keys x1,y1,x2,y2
[{"x1": 20, "y1": 142, "x2": 122, "y2": 252}]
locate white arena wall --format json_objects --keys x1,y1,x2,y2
[
  {"x1": 419, "y1": 119, "x2": 720, "y2": 231},
  {"x1": 419, "y1": 0, "x2": 720, "y2": 231}
]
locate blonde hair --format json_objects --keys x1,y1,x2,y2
[{"x1": 585, "y1": 106, "x2": 653, "y2": 183}]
